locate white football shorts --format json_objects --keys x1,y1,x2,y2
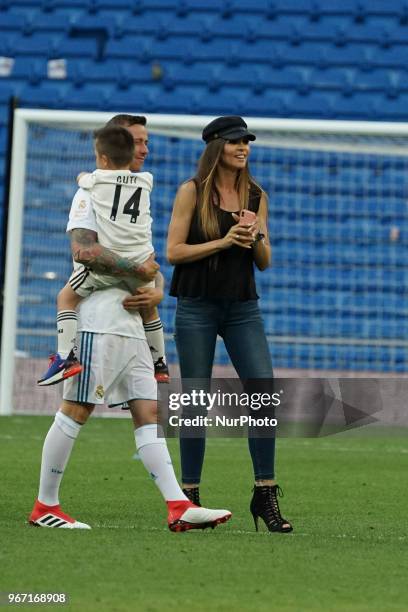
[
  {"x1": 68, "y1": 265, "x2": 154, "y2": 298},
  {"x1": 63, "y1": 332, "x2": 157, "y2": 406}
]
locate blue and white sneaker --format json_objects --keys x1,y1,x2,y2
[{"x1": 37, "y1": 349, "x2": 82, "y2": 387}]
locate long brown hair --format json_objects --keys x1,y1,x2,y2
[{"x1": 194, "y1": 138, "x2": 262, "y2": 240}]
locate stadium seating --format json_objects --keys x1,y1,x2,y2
[
  {"x1": 1, "y1": 1, "x2": 408, "y2": 371},
  {"x1": 2, "y1": 3, "x2": 408, "y2": 116}
]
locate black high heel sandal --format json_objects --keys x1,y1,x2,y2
[
  {"x1": 250, "y1": 484, "x2": 293, "y2": 533},
  {"x1": 182, "y1": 487, "x2": 201, "y2": 507}
]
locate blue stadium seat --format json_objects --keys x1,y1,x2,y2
[
  {"x1": 162, "y1": 63, "x2": 215, "y2": 88},
  {"x1": 24, "y1": 210, "x2": 68, "y2": 233},
  {"x1": 21, "y1": 254, "x2": 69, "y2": 279},
  {"x1": 0, "y1": 12, "x2": 24, "y2": 31},
  {"x1": 372, "y1": 93, "x2": 408, "y2": 119},
  {"x1": 68, "y1": 60, "x2": 148, "y2": 89},
  {"x1": 105, "y1": 36, "x2": 153, "y2": 60},
  {"x1": 240, "y1": 90, "x2": 291, "y2": 117},
  {"x1": 73, "y1": 84, "x2": 119, "y2": 109},
  {"x1": 18, "y1": 82, "x2": 69, "y2": 109},
  {"x1": 10, "y1": 59, "x2": 46, "y2": 85},
  {"x1": 4, "y1": 32, "x2": 95, "y2": 58},
  {"x1": 38, "y1": 0, "x2": 84, "y2": 9},
  {"x1": 2, "y1": 0, "x2": 39, "y2": 6},
  {"x1": 137, "y1": 13, "x2": 218, "y2": 37},
  {"x1": 23, "y1": 232, "x2": 70, "y2": 256},
  {"x1": 25, "y1": 10, "x2": 77, "y2": 33},
  {"x1": 285, "y1": 91, "x2": 336, "y2": 118}
]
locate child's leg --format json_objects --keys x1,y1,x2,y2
[
  {"x1": 56, "y1": 283, "x2": 83, "y2": 359},
  {"x1": 127, "y1": 273, "x2": 169, "y2": 381},
  {"x1": 141, "y1": 305, "x2": 167, "y2": 369}
]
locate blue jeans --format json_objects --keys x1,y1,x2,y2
[{"x1": 175, "y1": 297, "x2": 275, "y2": 484}]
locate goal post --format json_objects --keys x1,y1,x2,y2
[{"x1": 2, "y1": 109, "x2": 408, "y2": 416}]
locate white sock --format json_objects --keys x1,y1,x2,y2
[
  {"x1": 135, "y1": 424, "x2": 187, "y2": 501},
  {"x1": 143, "y1": 318, "x2": 166, "y2": 364},
  {"x1": 38, "y1": 411, "x2": 81, "y2": 506},
  {"x1": 57, "y1": 310, "x2": 78, "y2": 359}
]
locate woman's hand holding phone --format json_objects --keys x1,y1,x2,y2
[
  {"x1": 234, "y1": 210, "x2": 260, "y2": 242},
  {"x1": 219, "y1": 210, "x2": 257, "y2": 250}
]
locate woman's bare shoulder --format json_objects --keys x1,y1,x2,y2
[{"x1": 178, "y1": 179, "x2": 197, "y2": 195}]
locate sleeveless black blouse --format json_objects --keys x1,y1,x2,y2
[{"x1": 169, "y1": 184, "x2": 261, "y2": 301}]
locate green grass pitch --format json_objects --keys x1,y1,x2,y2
[{"x1": 1, "y1": 415, "x2": 407, "y2": 612}]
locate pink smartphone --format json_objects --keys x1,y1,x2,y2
[{"x1": 238, "y1": 209, "x2": 256, "y2": 225}]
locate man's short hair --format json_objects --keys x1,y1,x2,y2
[
  {"x1": 93, "y1": 126, "x2": 135, "y2": 167},
  {"x1": 106, "y1": 114, "x2": 147, "y2": 128}
]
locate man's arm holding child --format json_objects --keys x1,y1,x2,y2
[{"x1": 122, "y1": 271, "x2": 164, "y2": 311}]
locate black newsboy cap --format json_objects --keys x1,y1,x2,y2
[{"x1": 202, "y1": 116, "x2": 256, "y2": 144}]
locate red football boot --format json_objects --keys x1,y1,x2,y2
[
  {"x1": 167, "y1": 500, "x2": 231, "y2": 532},
  {"x1": 29, "y1": 499, "x2": 91, "y2": 529}
]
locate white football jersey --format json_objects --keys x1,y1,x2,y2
[
  {"x1": 78, "y1": 169, "x2": 154, "y2": 261},
  {"x1": 77, "y1": 284, "x2": 146, "y2": 339},
  {"x1": 66, "y1": 187, "x2": 145, "y2": 339}
]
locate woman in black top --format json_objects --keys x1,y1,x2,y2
[{"x1": 167, "y1": 116, "x2": 292, "y2": 533}]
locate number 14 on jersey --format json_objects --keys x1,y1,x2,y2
[{"x1": 110, "y1": 186, "x2": 142, "y2": 224}]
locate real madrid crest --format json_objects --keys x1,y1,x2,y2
[{"x1": 95, "y1": 385, "x2": 105, "y2": 399}]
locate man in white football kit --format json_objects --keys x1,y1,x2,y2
[{"x1": 29, "y1": 161, "x2": 232, "y2": 531}]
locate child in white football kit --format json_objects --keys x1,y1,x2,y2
[{"x1": 37, "y1": 126, "x2": 169, "y2": 386}]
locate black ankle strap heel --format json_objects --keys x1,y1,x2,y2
[
  {"x1": 182, "y1": 487, "x2": 201, "y2": 507},
  {"x1": 250, "y1": 484, "x2": 293, "y2": 533}
]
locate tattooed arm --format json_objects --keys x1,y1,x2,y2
[{"x1": 70, "y1": 228, "x2": 159, "y2": 282}]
